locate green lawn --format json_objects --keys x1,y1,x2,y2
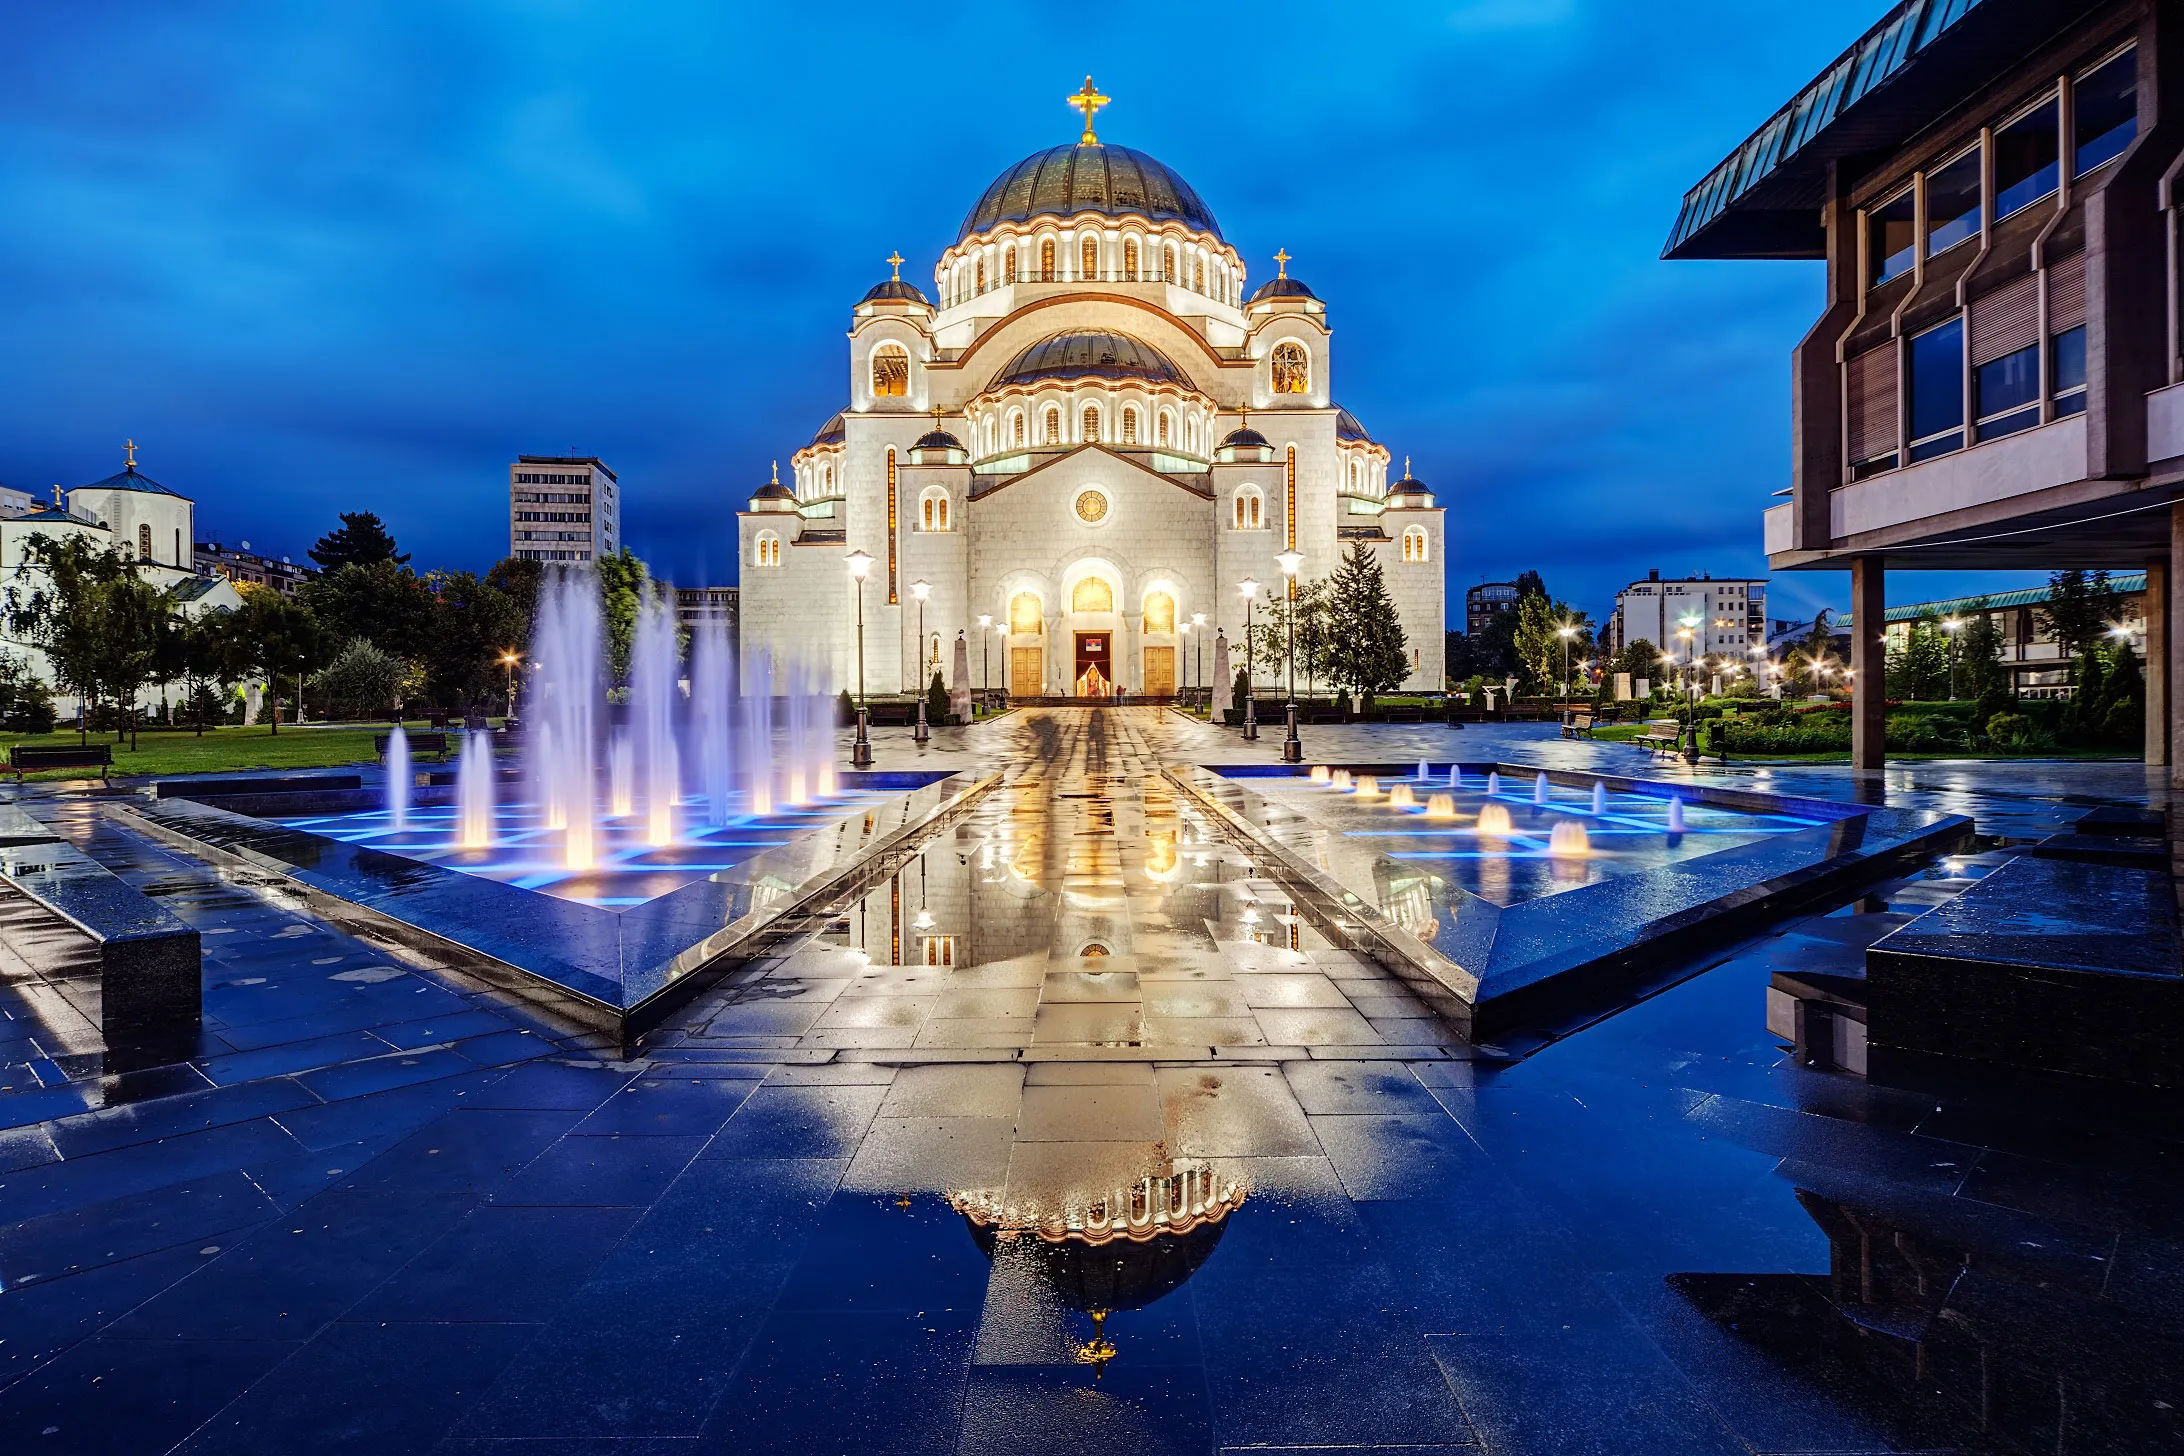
[{"x1": 1, "y1": 721, "x2": 456, "y2": 781}]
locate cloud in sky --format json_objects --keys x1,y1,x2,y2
[{"x1": 0, "y1": 1, "x2": 2038, "y2": 619}]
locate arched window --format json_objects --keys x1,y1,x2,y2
[
  {"x1": 1040, "y1": 239, "x2": 1055, "y2": 281},
  {"x1": 1080, "y1": 235, "x2": 1099, "y2": 280},
  {"x1": 1402, "y1": 526, "x2": 1429, "y2": 563},
  {"x1": 1192, "y1": 255, "x2": 1204, "y2": 292},
  {"x1": 1165, "y1": 244, "x2": 1178, "y2": 282},
  {"x1": 1082, "y1": 405, "x2": 1100, "y2": 443},
  {"x1": 1043, "y1": 406, "x2": 1060, "y2": 444},
  {"x1": 755, "y1": 531, "x2": 782, "y2": 567},
  {"x1": 871, "y1": 343, "x2": 909, "y2": 398},
  {"x1": 1234, "y1": 487, "x2": 1263, "y2": 531},
  {"x1": 1124, "y1": 239, "x2": 1139, "y2": 280},
  {"x1": 1121, "y1": 408, "x2": 1138, "y2": 445},
  {"x1": 1072, "y1": 577, "x2": 1113, "y2": 613},
  {"x1": 921, "y1": 489, "x2": 950, "y2": 532},
  {"x1": 1271, "y1": 342, "x2": 1309, "y2": 395},
  {"x1": 1144, "y1": 591, "x2": 1175, "y2": 634},
  {"x1": 821, "y1": 464, "x2": 833, "y2": 495},
  {"x1": 1185, "y1": 417, "x2": 1199, "y2": 454},
  {"x1": 1009, "y1": 592, "x2": 1043, "y2": 634},
  {"x1": 1011, "y1": 411, "x2": 1026, "y2": 448},
  {"x1": 1156, "y1": 412, "x2": 1171, "y2": 447},
  {"x1": 1004, "y1": 247, "x2": 1018, "y2": 284},
  {"x1": 975, "y1": 257, "x2": 986, "y2": 292},
  {"x1": 136, "y1": 523, "x2": 152, "y2": 561}
]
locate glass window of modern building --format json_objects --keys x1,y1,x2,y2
[
  {"x1": 1871, "y1": 189, "x2": 1917, "y2": 284},
  {"x1": 2074, "y1": 47, "x2": 2137, "y2": 175},
  {"x1": 1925, "y1": 147, "x2": 1981, "y2": 255},
  {"x1": 1993, "y1": 97, "x2": 2059, "y2": 219},
  {"x1": 1975, "y1": 345, "x2": 2041, "y2": 442},
  {"x1": 2051, "y1": 325, "x2": 2088, "y2": 416},
  {"x1": 1907, "y1": 318, "x2": 1964, "y2": 462}
]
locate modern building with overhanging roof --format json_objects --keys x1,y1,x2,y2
[
  {"x1": 737, "y1": 80, "x2": 1444, "y2": 699},
  {"x1": 1665, "y1": 0, "x2": 2183, "y2": 771}
]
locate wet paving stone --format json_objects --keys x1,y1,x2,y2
[{"x1": 0, "y1": 715, "x2": 2179, "y2": 1450}]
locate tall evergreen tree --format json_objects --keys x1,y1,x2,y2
[
  {"x1": 2038, "y1": 568, "x2": 2116, "y2": 661},
  {"x1": 308, "y1": 511, "x2": 408, "y2": 570},
  {"x1": 1324, "y1": 543, "x2": 1409, "y2": 700}
]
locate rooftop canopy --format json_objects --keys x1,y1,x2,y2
[{"x1": 1662, "y1": 0, "x2": 2104, "y2": 261}]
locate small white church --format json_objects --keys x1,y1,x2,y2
[
  {"x1": 0, "y1": 445, "x2": 244, "y2": 708},
  {"x1": 738, "y1": 81, "x2": 1446, "y2": 698}
]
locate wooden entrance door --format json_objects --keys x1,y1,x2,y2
[
  {"x1": 1009, "y1": 646, "x2": 1043, "y2": 698},
  {"x1": 1143, "y1": 646, "x2": 1175, "y2": 697},
  {"x1": 1073, "y1": 633, "x2": 1112, "y2": 695}
]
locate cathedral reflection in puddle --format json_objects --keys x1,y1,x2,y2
[{"x1": 954, "y1": 1160, "x2": 1246, "y2": 1375}]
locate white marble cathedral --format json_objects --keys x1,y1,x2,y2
[{"x1": 738, "y1": 81, "x2": 1445, "y2": 699}]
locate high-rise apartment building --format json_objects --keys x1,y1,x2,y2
[
  {"x1": 1609, "y1": 570, "x2": 1766, "y2": 658},
  {"x1": 510, "y1": 455, "x2": 619, "y2": 564}
]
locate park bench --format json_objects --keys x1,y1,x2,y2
[
  {"x1": 4, "y1": 743, "x2": 112, "y2": 783},
  {"x1": 375, "y1": 732, "x2": 450, "y2": 761},
  {"x1": 1560, "y1": 708, "x2": 1597, "y2": 740},
  {"x1": 1634, "y1": 719, "x2": 1684, "y2": 756},
  {"x1": 0, "y1": 832, "x2": 201, "y2": 1044}
]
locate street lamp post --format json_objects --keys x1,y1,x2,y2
[
  {"x1": 1191, "y1": 613, "x2": 1206, "y2": 710},
  {"x1": 1556, "y1": 624, "x2": 1577, "y2": 700},
  {"x1": 846, "y1": 550, "x2": 874, "y2": 767},
  {"x1": 1941, "y1": 616, "x2": 1962, "y2": 700},
  {"x1": 1276, "y1": 550, "x2": 1304, "y2": 762},
  {"x1": 1238, "y1": 578, "x2": 1260, "y2": 741},
  {"x1": 910, "y1": 580, "x2": 931, "y2": 744},
  {"x1": 976, "y1": 614, "x2": 991, "y2": 698},
  {"x1": 499, "y1": 652, "x2": 520, "y2": 721}
]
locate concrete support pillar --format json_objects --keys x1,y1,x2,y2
[
  {"x1": 2147, "y1": 556, "x2": 2170, "y2": 767},
  {"x1": 2171, "y1": 503, "x2": 2184, "y2": 784},
  {"x1": 1850, "y1": 557, "x2": 1886, "y2": 770}
]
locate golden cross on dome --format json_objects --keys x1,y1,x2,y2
[
  {"x1": 1274, "y1": 249, "x2": 1291, "y2": 278},
  {"x1": 1067, "y1": 76, "x2": 1109, "y2": 145},
  {"x1": 886, "y1": 251, "x2": 904, "y2": 280},
  {"x1": 770, "y1": 460, "x2": 779, "y2": 484},
  {"x1": 124, "y1": 438, "x2": 137, "y2": 469}
]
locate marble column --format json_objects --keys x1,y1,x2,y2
[{"x1": 1850, "y1": 557, "x2": 1886, "y2": 770}]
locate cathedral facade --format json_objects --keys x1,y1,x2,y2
[{"x1": 738, "y1": 84, "x2": 1445, "y2": 699}]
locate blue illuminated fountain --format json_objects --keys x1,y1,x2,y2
[{"x1": 291, "y1": 569, "x2": 869, "y2": 909}]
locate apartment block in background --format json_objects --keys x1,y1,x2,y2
[{"x1": 511, "y1": 455, "x2": 619, "y2": 564}]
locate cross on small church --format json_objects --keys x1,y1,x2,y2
[
  {"x1": 886, "y1": 251, "x2": 904, "y2": 280},
  {"x1": 124, "y1": 438, "x2": 137, "y2": 469},
  {"x1": 1273, "y1": 249, "x2": 1290, "y2": 279},
  {"x1": 1067, "y1": 77, "x2": 1109, "y2": 145}
]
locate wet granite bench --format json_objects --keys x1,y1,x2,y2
[
  {"x1": 0, "y1": 835, "x2": 200, "y2": 1042},
  {"x1": 1866, "y1": 853, "x2": 2183, "y2": 1089}
]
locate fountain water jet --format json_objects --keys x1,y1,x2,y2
[
  {"x1": 1667, "y1": 797, "x2": 1686, "y2": 833},
  {"x1": 632, "y1": 592, "x2": 680, "y2": 846},
  {"x1": 691, "y1": 613, "x2": 737, "y2": 827},
  {"x1": 1486, "y1": 771, "x2": 1502, "y2": 797},
  {"x1": 1476, "y1": 803, "x2": 1513, "y2": 837},
  {"x1": 1388, "y1": 784, "x2": 1416, "y2": 809},
  {"x1": 532, "y1": 569, "x2": 602, "y2": 869},
  {"x1": 607, "y1": 731, "x2": 634, "y2": 819},
  {"x1": 1592, "y1": 781, "x2": 1608, "y2": 814},
  {"x1": 1448, "y1": 765, "x2": 1462, "y2": 787},
  {"x1": 744, "y1": 648, "x2": 776, "y2": 815},
  {"x1": 1354, "y1": 775, "x2": 1380, "y2": 798},
  {"x1": 1533, "y1": 772, "x2": 1550, "y2": 805},
  {"x1": 783, "y1": 656, "x2": 812, "y2": 805},
  {"x1": 1330, "y1": 769, "x2": 1352, "y2": 791},
  {"x1": 385, "y1": 724, "x2": 411, "y2": 831},
  {"x1": 1548, "y1": 821, "x2": 1590, "y2": 856},
  {"x1": 1417, "y1": 760, "x2": 1431, "y2": 780},
  {"x1": 457, "y1": 730, "x2": 494, "y2": 848},
  {"x1": 1309, "y1": 765, "x2": 1330, "y2": 784},
  {"x1": 1424, "y1": 792, "x2": 1457, "y2": 819}
]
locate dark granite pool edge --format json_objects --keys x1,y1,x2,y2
[
  {"x1": 108, "y1": 770, "x2": 1002, "y2": 1043},
  {"x1": 1167, "y1": 764, "x2": 1974, "y2": 1043}
]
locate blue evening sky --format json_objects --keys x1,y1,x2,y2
[{"x1": 0, "y1": 1, "x2": 2038, "y2": 629}]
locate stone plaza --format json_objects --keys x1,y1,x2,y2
[{"x1": 1, "y1": 709, "x2": 2177, "y2": 1454}]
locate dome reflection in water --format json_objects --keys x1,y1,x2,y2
[{"x1": 953, "y1": 1162, "x2": 1245, "y2": 1376}]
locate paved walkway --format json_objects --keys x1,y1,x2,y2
[{"x1": 0, "y1": 710, "x2": 2176, "y2": 1454}]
